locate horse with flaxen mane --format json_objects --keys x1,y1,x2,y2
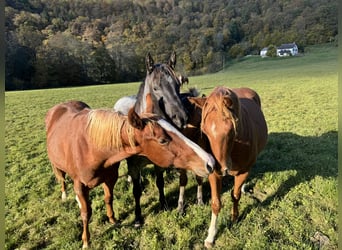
[
  {"x1": 189, "y1": 86, "x2": 268, "y2": 248},
  {"x1": 45, "y1": 100, "x2": 215, "y2": 249}
]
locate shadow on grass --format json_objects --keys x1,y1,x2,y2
[
  {"x1": 251, "y1": 130, "x2": 337, "y2": 199},
  {"x1": 98, "y1": 131, "x2": 337, "y2": 241},
  {"x1": 229, "y1": 131, "x2": 337, "y2": 224}
]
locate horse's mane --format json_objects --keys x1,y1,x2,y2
[
  {"x1": 201, "y1": 87, "x2": 242, "y2": 135},
  {"x1": 86, "y1": 109, "x2": 136, "y2": 150}
]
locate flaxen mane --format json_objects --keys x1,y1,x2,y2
[
  {"x1": 86, "y1": 109, "x2": 136, "y2": 150},
  {"x1": 201, "y1": 87, "x2": 242, "y2": 135}
]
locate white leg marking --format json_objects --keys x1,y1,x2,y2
[
  {"x1": 75, "y1": 195, "x2": 82, "y2": 209},
  {"x1": 61, "y1": 191, "x2": 67, "y2": 201},
  {"x1": 177, "y1": 186, "x2": 185, "y2": 212},
  {"x1": 205, "y1": 212, "x2": 218, "y2": 246}
]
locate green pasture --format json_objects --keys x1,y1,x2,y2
[{"x1": 5, "y1": 44, "x2": 337, "y2": 249}]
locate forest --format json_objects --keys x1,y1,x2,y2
[{"x1": 5, "y1": 0, "x2": 338, "y2": 90}]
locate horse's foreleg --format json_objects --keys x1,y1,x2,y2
[
  {"x1": 102, "y1": 163, "x2": 119, "y2": 224},
  {"x1": 231, "y1": 172, "x2": 249, "y2": 222},
  {"x1": 132, "y1": 175, "x2": 143, "y2": 227},
  {"x1": 204, "y1": 172, "x2": 222, "y2": 248},
  {"x1": 127, "y1": 157, "x2": 144, "y2": 227},
  {"x1": 74, "y1": 181, "x2": 91, "y2": 249},
  {"x1": 154, "y1": 165, "x2": 168, "y2": 210},
  {"x1": 177, "y1": 169, "x2": 188, "y2": 213},
  {"x1": 196, "y1": 175, "x2": 204, "y2": 205}
]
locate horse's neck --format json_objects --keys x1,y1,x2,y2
[
  {"x1": 135, "y1": 82, "x2": 149, "y2": 114},
  {"x1": 120, "y1": 119, "x2": 138, "y2": 149},
  {"x1": 135, "y1": 81, "x2": 164, "y2": 117}
]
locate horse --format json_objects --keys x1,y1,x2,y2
[
  {"x1": 120, "y1": 51, "x2": 188, "y2": 129},
  {"x1": 178, "y1": 74, "x2": 189, "y2": 86},
  {"x1": 113, "y1": 51, "x2": 198, "y2": 225},
  {"x1": 45, "y1": 100, "x2": 216, "y2": 249},
  {"x1": 189, "y1": 86, "x2": 268, "y2": 248}
]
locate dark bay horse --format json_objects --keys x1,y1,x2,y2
[
  {"x1": 113, "y1": 52, "x2": 198, "y2": 225},
  {"x1": 189, "y1": 86, "x2": 268, "y2": 248},
  {"x1": 45, "y1": 100, "x2": 215, "y2": 248},
  {"x1": 115, "y1": 51, "x2": 188, "y2": 129}
]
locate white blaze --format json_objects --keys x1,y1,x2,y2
[{"x1": 157, "y1": 119, "x2": 215, "y2": 168}]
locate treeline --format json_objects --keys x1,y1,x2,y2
[{"x1": 5, "y1": 0, "x2": 338, "y2": 90}]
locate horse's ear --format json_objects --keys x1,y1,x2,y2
[
  {"x1": 224, "y1": 90, "x2": 239, "y2": 111},
  {"x1": 146, "y1": 52, "x2": 154, "y2": 73},
  {"x1": 224, "y1": 97, "x2": 234, "y2": 110},
  {"x1": 188, "y1": 97, "x2": 207, "y2": 109},
  {"x1": 168, "y1": 51, "x2": 176, "y2": 69},
  {"x1": 128, "y1": 107, "x2": 145, "y2": 130}
]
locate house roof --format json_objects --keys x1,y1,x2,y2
[{"x1": 278, "y1": 43, "x2": 297, "y2": 49}]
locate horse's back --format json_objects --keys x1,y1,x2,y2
[
  {"x1": 113, "y1": 95, "x2": 137, "y2": 115},
  {"x1": 45, "y1": 101, "x2": 90, "y2": 130},
  {"x1": 46, "y1": 101, "x2": 90, "y2": 168},
  {"x1": 232, "y1": 87, "x2": 261, "y2": 107}
]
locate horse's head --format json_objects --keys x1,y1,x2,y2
[
  {"x1": 128, "y1": 108, "x2": 215, "y2": 177},
  {"x1": 189, "y1": 86, "x2": 241, "y2": 176},
  {"x1": 143, "y1": 51, "x2": 188, "y2": 129}
]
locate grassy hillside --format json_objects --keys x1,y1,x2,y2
[{"x1": 5, "y1": 44, "x2": 337, "y2": 249}]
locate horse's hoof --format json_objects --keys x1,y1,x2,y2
[
  {"x1": 134, "y1": 222, "x2": 142, "y2": 228},
  {"x1": 109, "y1": 217, "x2": 117, "y2": 224},
  {"x1": 177, "y1": 201, "x2": 184, "y2": 214},
  {"x1": 204, "y1": 240, "x2": 214, "y2": 248},
  {"x1": 160, "y1": 202, "x2": 169, "y2": 211},
  {"x1": 197, "y1": 199, "x2": 204, "y2": 206},
  {"x1": 134, "y1": 218, "x2": 143, "y2": 228}
]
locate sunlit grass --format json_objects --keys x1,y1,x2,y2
[{"x1": 5, "y1": 44, "x2": 337, "y2": 249}]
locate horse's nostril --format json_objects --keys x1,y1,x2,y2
[{"x1": 206, "y1": 163, "x2": 214, "y2": 174}]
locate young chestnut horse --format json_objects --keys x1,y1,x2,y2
[
  {"x1": 189, "y1": 86, "x2": 268, "y2": 248},
  {"x1": 45, "y1": 100, "x2": 215, "y2": 249},
  {"x1": 114, "y1": 52, "x2": 196, "y2": 225}
]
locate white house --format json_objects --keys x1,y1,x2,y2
[
  {"x1": 277, "y1": 42, "x2": 298, "y2": 56},
  {"x1": 260, "y1": 47, "x2": 268, "y2": 57}
]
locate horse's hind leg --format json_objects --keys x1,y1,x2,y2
[
  {"x1": 177, "y1": 169, "x2": 188, "y2": 213},
  {"x1": 74, "y1": 180, "x2": 92, "y2": 249},
  {"x1": 154, "y1": 165, "x2": 168, "y2": 210},
  {"x1": 196, "y1": 175, "x2": 204, "y2": 205},
  {"x1": 231, "y1": 171, "x2": 249, "y2": 222},
  {"x1": 102, "y1": 163, "x2": 119, "y2": 224},
  {"x1": 52, "y1": 166, "x2": 67, "y2": 200}
]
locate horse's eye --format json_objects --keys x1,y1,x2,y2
[{"x1": 158, "y1": 138, "x2": 170, "y2": 145}]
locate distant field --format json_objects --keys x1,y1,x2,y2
[{"x1": 5, "y1": 44, "x2": 337, "y2": 249}]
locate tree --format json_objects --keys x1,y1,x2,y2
[{"x1": 266, "y1": 44, "x2": 277, "y2": 57}]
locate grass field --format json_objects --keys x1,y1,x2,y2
[{"x1": 5, "y1": 44, "x2": 338, "y2": 249}]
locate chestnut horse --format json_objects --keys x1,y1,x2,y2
[
  {"x1": 45, "y1": 100, "x2": 215, "y2": 248},
  {"x1": 189, "y1": 86, "x2": 268, "y2": 248}
]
